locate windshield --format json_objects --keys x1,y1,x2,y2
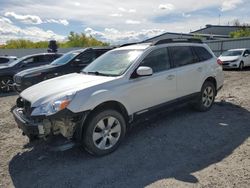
[
  {"x1": 221, "y1": 50, "x2": 243, "y2": 57},
  {"x1": 82, "y1": 50, "x2": 143, "y2": 76},
  {"x1": 51, "y1": 51, "x2": 80, "y2": 65},
  {"x1": 8, "y1": 56, "x2": 27, "y2": 67}
]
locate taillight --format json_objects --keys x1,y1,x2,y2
[{"x1": 217, "y1": 59, "x2": 223, "y2": 65}]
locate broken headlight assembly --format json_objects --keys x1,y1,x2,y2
[{"x1": 31, "y1": 92, "x2": 76, "y2": 116}]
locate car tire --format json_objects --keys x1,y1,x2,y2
[
  {"x1": 0, "y1": 76, "x2": 13, "y2": 93},
  {"x1": 82, "y1": 109, "x2": 126, "y2": 156},
  {"x1": 239, "y1": 61, "x2": 244, "y2": 71},
  {"x1": 193, "y1": 81, "x2": 216, "y2": 112}
]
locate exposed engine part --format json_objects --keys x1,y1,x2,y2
[{"x1": 51, "y1": 118, "x2": 76, "y2": 139}]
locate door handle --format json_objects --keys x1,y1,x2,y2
[
  {"x1": 166, "y1": 75, "x2": 175, "y2": 80},
  {"x1": 197, "y1": 67, "x2": 203, "y2": 72}
]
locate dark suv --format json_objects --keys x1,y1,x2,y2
[
  {"x1": 0, "y1": 53, "x2": 62, "y2": 92},
  {"x1": 14, "y1": 47, "x2": 113, "y2": 92}
]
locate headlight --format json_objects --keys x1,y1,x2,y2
[{"x1": 31, "y1": 93, "x2": 76, "y2": 116}]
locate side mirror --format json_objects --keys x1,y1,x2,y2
[
  {"x1": 136, "y1": 66, "x2": 153, "y2": 77},
  {"x1": 244, "y1": 54, "x2": 249, "y2": 57}
]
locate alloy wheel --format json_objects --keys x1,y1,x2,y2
[
  {"x1": 0, "y1": 78, "x2": 13, "y2": 92},
  {"x1": 202, "y1": 86, "x2": 214, "y2": 108},
  {"x1": 92, "y1": 116, "x2": 121, "y2": 150}
]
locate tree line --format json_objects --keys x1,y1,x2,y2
[{"x1": 0, "y1": 31, "x2": 109, "y2": 49}]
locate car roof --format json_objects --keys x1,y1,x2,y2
[
  {"x1": 114, "y1": 43, "x2": 152, "y2": 51},
  {"x1": 21, "y1": 53, "x2": 63, "y2": 59},
  {"x1": 0, "y1": 56, "x2": 17, "y2": 59},
  {"x1": 69, "y1": 47, "x2": 114, "y2": 53},
  {"x1": 228, "y1": 48, "x2": 248, "y2": 51}
]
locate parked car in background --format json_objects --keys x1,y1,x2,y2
[
  {"x1": 0, "y1": 56, "x2": 17, "y2": 65},
  {"x1": 13, "y1": 47, "x2": 113, "y2": 92},
  {"x1": 12, "y1": 39, "x2": 224, "y2": 156},
  {"x1": 0, "y1": 53, "x2": 62, "y2": 92},
  {"x1": 218, "y1": 48, "x2": 250, "y2": 70}
]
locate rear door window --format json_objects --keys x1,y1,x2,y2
[
  {"x1": 193, "y1": 46, "x2": 213, "y2": 62},
  {"x1": 169, "y1": 46, "x2": 194, "y2": 67}
]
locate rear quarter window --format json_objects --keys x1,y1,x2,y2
[{"x1": 193, "y1": 46, "x2": 213, "y2": 62}]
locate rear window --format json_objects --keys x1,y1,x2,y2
[{"x1": 193, "y1": 46, "x2": 213, "y2": 62}]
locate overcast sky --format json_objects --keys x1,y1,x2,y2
[{"x1": 0, "y1": 0, "x2": 250, "y2": 44}]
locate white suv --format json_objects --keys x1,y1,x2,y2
[{"x1": 12, "y1": 39, "x2": 224, "y2": 156}]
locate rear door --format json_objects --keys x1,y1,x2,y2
[{"x1": 169, "y1": 45, "x2": 211, "y2": 98}]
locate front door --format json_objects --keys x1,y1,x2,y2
[{"x1": 126, "y1": 47, "x2": 177, "y2": 114}]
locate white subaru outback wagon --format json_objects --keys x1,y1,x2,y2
[{"x1": 13, "y1": 39, "x2": 224, "y2": 156}]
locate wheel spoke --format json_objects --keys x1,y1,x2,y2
[
  {"x1": 108, "y1": 136, "x2": 118, "y2": 146},
  {"x1": 97, "y1": 120, "x2": 105, "y2": 130},
  {"x1": 107, "y1": 117, "x2": 116, "y2": 129},
  {"x1": 207, "y1": 87, "x2": 212, "y2": 95},
  {"x1": 206, "y1": 99, "x2": 210, "y2": 106},
  {"x1": 98, "y1": 137, "x2": 107, "y2": 149},
  {"x1": 204, "y1": 89, "x2": 208, "y2": 96},
  {"x1": 202, "y1": 96, "x2": 207, "y2": 103},
  {"x1": 93, "y1": 132, "x2": 103, "y2": 142},
  {"x1": 110, "y1": 124, "x2": 121, "y2": 134}
]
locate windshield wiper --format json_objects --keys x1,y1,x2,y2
[{"x1": 86, "y1": 71, "x2": 110, "y2": 76}]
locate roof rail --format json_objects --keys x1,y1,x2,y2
[
  {"x1": 152, "y1": 38, "x2": 203, "y2": 45},
  {"x1": 120, "y1": 42, "x2": 139, "y2": 47}
]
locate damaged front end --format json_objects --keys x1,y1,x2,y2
[{"x1": 12, "y1": 97, "x2": 88, "y2": 142}]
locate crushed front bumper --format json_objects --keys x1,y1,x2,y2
[
  {"x1": 12, "y1": 107, "x2": 89, "y2": 141},
  {"x1": 12, "y1": 108, "x2": 44, "y2": 137}
]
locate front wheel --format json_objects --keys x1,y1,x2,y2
[
  {"x1": 83, "y1": 110, "x2": 126, "y2": 156},
  {"x1": 239, "y1": 62, "x2": 244, "y2": 71},
  {"x1": 193, "y1": 81, "x2": 216, "y2": 112}
]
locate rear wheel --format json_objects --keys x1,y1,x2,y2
[
  {"x1": 0, "y1": 77, "x2": 13, "y2": 92},
  {"x1": 83, "y1": 109, "x2": 126, "y2": 156},
  {"x1": 194, "y1": 81, "x2": 216, "y2": 112}
]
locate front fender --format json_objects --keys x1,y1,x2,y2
[{"x1": 67, "y1": 88, "x2": 131, "y2": 115}]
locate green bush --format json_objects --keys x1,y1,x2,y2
[
  {"x1": 0, "y1": 31, "x2": 109, "y2": 49},
  {"x1": 230, "y1": 28, "x2": 250, "y2": 38}
]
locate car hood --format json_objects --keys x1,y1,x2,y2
[
  {"x1": 20, "y1": 73, "x2": 117, "y2": 107},
  {"x1": 16, "y1": 64, "x2": 57, "y2": 77},
  {"x1": 218, "y1": 56, "x2": 240, "y2": 62}
]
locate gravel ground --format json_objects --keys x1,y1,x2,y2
[{"x1": 0, "y1": 69, "x2": 249, "y2": 188}]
